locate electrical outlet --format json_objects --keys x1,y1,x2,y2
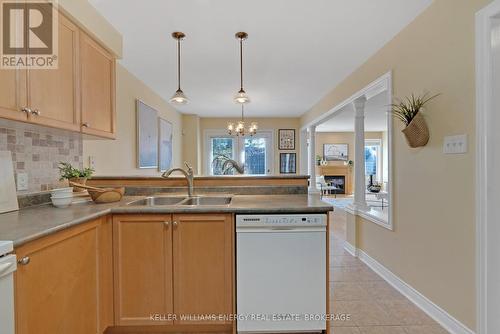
[
  {"x1": 88, "y1": 156, "x2": 96, "y2": 170},
  {"x1": 16, "y1": 172, "x2": 28, "y2": 191},
  {"x1": 443, "y1": 134, "x2": 468, "y2": 154}
]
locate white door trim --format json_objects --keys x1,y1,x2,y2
[{"x1": 476, "y1": 2, "x2": 500, "y2": 333}]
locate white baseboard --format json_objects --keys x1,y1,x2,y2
[
  {"x1": 344, "y1": 244, "x2": 475, "y2": 334},
  {"x1": 343, "y1": 241, "x2": 358, "y2": 257}
]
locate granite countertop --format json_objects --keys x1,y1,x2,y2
[{"x1": 0, "y1": 194, "x2": 332, "y2": 248}]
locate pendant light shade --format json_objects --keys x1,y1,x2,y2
[
  {"x1": 170, "y1": 32, "x2": 189, "y2": 105},
  {"x1": 234, "y1": 89, "x2": 250, "y2": 104},
  {"x1": 234, "y1": 32, "x2": 250, "y2": 104},
  {"x1": 170, "y1": 89, "x2": 189, "y2": 105}
]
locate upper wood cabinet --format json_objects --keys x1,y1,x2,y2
[
  {"x1": 0, "y1": 68, "x2": 27, "y2": 122},
  {"x1": 172, "y1": 213, "x2": 234, "y2": 325},
  {"x1": 113, "y1": 214, "x2": 173, "y2": 326},
  {"x1": 0, "y1": 10, "x2": 116, "y2": 138},
  {"x1": 80, "y1": 32, "x2": 116, "y2": 139},
  {"x1": 27, "y1": 14, "x2": 81, "y2": 131},
  {"x1": 14, "y1": 216, "x2": 113, "y2": 334}
]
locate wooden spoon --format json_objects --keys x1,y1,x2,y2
[{"x1": 69, "y1": 182, "x2": 110, "y2": 192}]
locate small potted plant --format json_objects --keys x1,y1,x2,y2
[
  {"x1": 344, "y1": 160, "x2": 354, "y2": 168},
  {"x1": 316, "y1": 155, "x2": 322, "y2": 166},
  {"x1": 58, "y1": 162, "x2": 94, "y2": 192},
  {"x1": 391, "y1": 93, "x2": 439, "y2": 148}
]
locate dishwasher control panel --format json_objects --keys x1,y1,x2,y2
[{"x1": 236, "y1": 214, "x2": 327, "y2": 227}]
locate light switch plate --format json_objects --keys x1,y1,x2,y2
[
  {"x1": 16, "y1": 172, "x2": 28, "y2": 191},
  {"x1": 443, "y1": 134, "x2": 468, "y2": 154}
]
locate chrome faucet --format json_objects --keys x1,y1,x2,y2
[{"x1": 162, "y1": 162, "x2": 195, "y2": 197}]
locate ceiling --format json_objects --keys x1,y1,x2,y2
[
  {"x1": 89, "y1": 0, "x2": 433, "y2": 118},
  {"x1": 316, "y1": 92, "x2": 388, "y2": 132}
]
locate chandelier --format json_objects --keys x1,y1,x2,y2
[{"x1": 228, "y1": 104, "x2": 257, "y2": 136}]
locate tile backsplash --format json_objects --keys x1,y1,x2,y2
[{"x1": 0, "y1": 119, "x2": 83, "y2": 194}]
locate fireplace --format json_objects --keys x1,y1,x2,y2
[{"x1": 324, "y1": 175, "x2": 346, "y2": 194}]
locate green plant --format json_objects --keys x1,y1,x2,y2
[
  {"x1": 316, "y1": 155, "x2": 322, "y2": 162},
  {"x1": 58, "y1": 162, "x2": 94, "y2": 180},
  {"x1": 390, "y1": 93, "x2": 439, "y2": 126}
]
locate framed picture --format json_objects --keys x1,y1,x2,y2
[
  {"x1": 280, "y1": 153, "x2": 296, "y2": 174},
  {"x1": 158, "y1": 118, "x2": 173, "y2": 172},
  {"x1": 278, "y1": 129, "x2": 295, "y2": 150},
  {"x1": 324, "y1": 143, "x2": 349, "y2": 161},
  {"x1": 136, "y1": 99, "x2": 158, "y2": 168}
]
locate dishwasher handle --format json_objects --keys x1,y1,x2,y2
[{"x1": 236, "y1": 225, "x2": 326, "y2": 233}]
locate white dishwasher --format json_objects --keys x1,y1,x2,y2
[
  {"x1": 0, "y1": 241, "x2": 16, "y2": 334},
  {"x1": 236, "y1": 214, "x2": 327, "y2": 333}
]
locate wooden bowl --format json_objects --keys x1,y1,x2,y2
[{"x1": 88, "y1": 187, "x2": 125, "y2": 203}]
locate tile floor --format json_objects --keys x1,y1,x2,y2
[{"x1": 329, "y1": 208, "x2": 449, "y2": 334}]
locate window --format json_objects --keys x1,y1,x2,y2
[
  {"x1": 243, "y1": 136, "x2": 268, "y2": 175},
  {"x1": 365, "y1": 139, "x2": 382, "y2": 183},
  {"x1": 210, "y1": 137, "x2": 236, "y2": 175},
  {"x1": 206, "y1": 130, "x2": 274, "y2": 175}
]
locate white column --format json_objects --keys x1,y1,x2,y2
[
  {"x1": 308, "y1": 125, "x2": 319, "y2": 193},
  {"x1": 353, "y1": 97, "x2": 368, "y2": 210},
  {"x1": 299, "y1": 129, "x2": 308, "y2": 175}
]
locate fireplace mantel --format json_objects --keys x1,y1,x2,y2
[{"x1": 318, "y1": 165, "x2": 353, "y2": 195}]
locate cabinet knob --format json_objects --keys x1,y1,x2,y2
[
  {"x1": 82, "y1": 122, "x2": 90, "y2": 128},
  {"x1": 173, "y1": 221, "x2": 178, "y2": 227},
  {"x1": 164, "y1": 221, "x2": 170, "y2": 227},
  {"x1": 31, "y1": 109, "x2": 40, "y2": 116},
  {"x1": 18, "y1": 256, "x2": 30, "y2": 265},
  {"x1": 21, "y1": 107, "x2": 31, "y2": 114}
]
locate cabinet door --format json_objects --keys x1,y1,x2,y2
[
  {"x1": 98, "y1": 216, "x2": 114, "y2": 332},
  {"x1": 113, "y1": 214, "x2": 174, "y2": 326},
  {"x1": 0, "y1": 68, "x2": 27, "y2": 122},
  {"x1": 0, "y1": 0, "x2": 28, "y2": 122},
  {"x1": 172, "y1": 214, "x2": 234, "y2": 325},
  {"x1": 15, "y1": 219, "x2": 105, "y2": 334},
  {"x1": 80, "y1": 32, "x2": 115, "y2": 138},
  {"x1": 27, "y1": 13, "x2": 80, "y2": 131}
]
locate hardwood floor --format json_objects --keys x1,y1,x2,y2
[{"x1": 329, "y1": 209, "x2": 449, "y2": 334}]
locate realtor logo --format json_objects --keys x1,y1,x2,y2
[{"x1": 1, "y1": 0, "x2": 58, "y2": 69}]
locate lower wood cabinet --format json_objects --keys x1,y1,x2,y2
[
  {"x1": 13, "y1": 213, "x2": 234, "y2": 334},
  {"x1": 113, "y1": 214, "x2": 174, "y2": 326},
  {"x1": 113, "y1": 213, "x2": 234, "y2": 329},
  {"x1": 14, "y1": 216, "x2": 113, "y2": 334},
  {"x1": 172, "y1": 214, "x2": 234, "y2": 325}
]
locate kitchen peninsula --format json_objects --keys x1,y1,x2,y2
[{"x1": 0, "y1": 175, "x2": 333, "y2": 334}]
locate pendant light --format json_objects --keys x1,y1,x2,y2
[
  {"x1": 228, "y1": 104, "x2": 258, "y2": 136},
  {"x1": 169, "y1": 32, "x2": 189, "y2": 105},
  {"x1": 234, "y1": 32, "x2": 250, "y2": 104}
]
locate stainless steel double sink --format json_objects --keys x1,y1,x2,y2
[{"x1": 127, "y1": 195, "x2": 232, "y2": 207}]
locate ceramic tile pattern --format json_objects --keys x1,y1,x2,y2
[
  {"x1": 329, "y1": 208, "x2": 450, "y2": 334},
  {"x1": 0, "y1": 120, "x2": 82, "y2": 193}
]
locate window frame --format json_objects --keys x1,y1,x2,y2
[
  {"x1": 204, "y1": 129, "x2": 274, "y2": 175},
  {"x1": 207, "y1": 133, "x2": 237, "y2": 175},
  {"x1": 365, "y1": 138, "x2": 383, "y2": 183}
]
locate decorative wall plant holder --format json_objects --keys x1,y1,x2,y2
[
  {"x1": 402, "y1": 113, "x2": 429, "y2": 148},
  {"x1": 391, "y1": 93, "x2": 439, "y2": 149}
]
